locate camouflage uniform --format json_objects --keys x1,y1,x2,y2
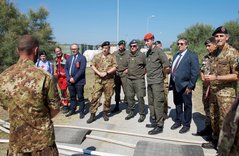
[
  {"x1": 90, "y1": 53, "x2": 117, "y2": 113},
  {"x1": 209, "y1": 43, "x2": 239, "y2": 140},
  {"x1": 113, "y1": 49, "x2": 128, "y2": 104},
  {"x1": 163, "y1": 52, "x2": 172, "y2": 116},
  {"x1": 201, "y1": 53, "x2": 212, "y2": 128},
  {"x1": 217, "y1": 94, "x2": 239, "y2": 156},
  {"x1": 127, "y1": 50, "x2": 146, "y2": 115},
  {"x1": 0, "y1": 59, "x2": 60, "y2": 156}
]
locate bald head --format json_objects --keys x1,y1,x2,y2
[{"x1": 17, "y1": 35, "x2": 39, "y2": 54}]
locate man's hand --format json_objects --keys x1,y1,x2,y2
[
  {"x1": 204, "y1": 74, "x2": 217, "y2": 81},
  {"x1": 70, "y1": 77, "x2": 75, "y2": 83},
  {"x1": 185, "y1": 88, "x2": 192, "y2": 94},
  {"x1": 123, "y1": 69, "x2": 128, "y2": 74},
  {"x1": 99, "y1": 72, "x2": 107, "y2": 78}
]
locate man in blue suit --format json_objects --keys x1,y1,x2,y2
[
  {"x1": 169, "y1": 37, "x2": 199, "y2": 134},
  {"x1": 65, "y1": 43, "x2": 87, "y2": 119}
]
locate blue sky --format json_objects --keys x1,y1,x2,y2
[{"x1": 14, "y1": 0, "x2": 239, "y2": 48}]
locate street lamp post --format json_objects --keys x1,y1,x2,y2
[
  {"x1": 146, "y1": 15, "x2": 155, "y2": 33},
  {"x1": 117, "y1": 0, "x2": 120, "y2": 44}
]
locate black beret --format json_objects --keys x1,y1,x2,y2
[
  {"x1": 204, "y1": 37, "x2": 216, "y2": 45},
  {"x1": 118, "y1": 40, "x2": 126, "y2": 45},
  {"x1": 101, "y1": 41, "x2": 110, "y2": 47},
  {"x1": 155, "y1": 40, "x2": 161, "y2": 44},
  {"x1": 212, "y1": 26, "x2": 228, "y2": 36},
  {"x1": 129, "y1": 39, "x2": 138, "y2": 45}
]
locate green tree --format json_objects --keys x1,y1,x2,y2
[
  {"x1": 170, "y1": 23, "x2": 214, "y2": 61},
  {"x1": 0, "y1": 0, "x2": 28, "y2": 71},
  {"x1": 28, "y1": 7, "x2": 55, "y2": 57},
  {"x1": 224, "y1": 21, "x2": 239, "y2": 50},
  {"x1": 0, "y1": 0, "x2": 55, "y2": 72}
]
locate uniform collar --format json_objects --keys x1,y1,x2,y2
[
  {"x1": 18, "y1": 59, "x2": 34, "y2": 65},
  {"x1": 130, "y1": 50, "x2": 139, "y2": 57}
]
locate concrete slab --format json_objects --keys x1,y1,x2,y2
[{"x1": 56, "y1": 90, "x2": 217, "y2": 156}]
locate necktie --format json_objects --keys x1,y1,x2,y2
[
  {"x1": 69, "y1": 56, "x2": 75, "y2": 76},
  {"x1": 172, "y1": 54, "x2": 182, "y2": 75}
]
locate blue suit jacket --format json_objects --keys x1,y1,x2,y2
[
  {"x1": 65, "y1": 53, "x2": 87, "y2": 85},
  {"x1": 169, "y1": 50, "x2": 199, "y2": 92}
]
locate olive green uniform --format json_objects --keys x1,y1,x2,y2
[
  {"x1": 90, "y1": 53, "x2": 117, "y2": 113},
  {"x1": 0, "y1": 59, "x2": 60, "y2": 156},
  {"x1": 126, "y1": 50, "x2": 146, "y2": 115},
  {"x1": 209, "y1": 43, "x2": 239, "y2": 140},
  {"x1": 146, "y1": 46, "x2": 170, "y2": 127},
  {"x1": 113, "y1": 50, "x2": 129, "y2": 103}
]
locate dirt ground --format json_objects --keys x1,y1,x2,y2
[{"x1": 0, "y1": 68, "x2": 204, "y2": 155}]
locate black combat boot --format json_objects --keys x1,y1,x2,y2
[
  {"x1": 138, "y1": 115, "x2": 146, "y2": 122},
  {"x1": 125, "y1": 111, "x2": 134, "y2": 120},
  {"x1": 87, "y1": 113, "x2": 96, "y2": 124},
  {"x1": 61, "y1": 106, "x2": 69, "y2": 114},
  {"x1": 148, "y1": 126, "x2": 163, "y2": 135},
  {"x1": 201, "y1": 139, "x2": 218, "y2": 149},
  {"x1": 65, "y1": 110, "x2": 75, "y2": 117}
]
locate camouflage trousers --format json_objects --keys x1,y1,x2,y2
[
  {"x1": 202, "y1": 84, "x2": 211, "y2": 127},
  {"x1": 217, "y1": 94, "x2": 239, "y2": 156},
  {"x1": 209, "y1": 86, "x2": 236, "y2": 139},
  {"x1": 90, "y1": 79, "x2": 115, "y2": 114},
  {"x1": 8, "y1": 143, "x2": 58, "y2": 156},
  {"x1": 163, "y1": 75, "x2": 169, "y2": 116}
]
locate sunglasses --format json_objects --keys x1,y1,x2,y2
[
  {"x1": 177, "y1": 43, "x2": 185, "y2": 46},
  {"x1": 130, "y1": 45, "x2": 137, "y2": 48}
]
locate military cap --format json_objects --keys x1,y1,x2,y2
[
  {"x1": 144, "y1": 33, "x2": 154, "y2": 40},
  {"x1": 212, "y1": 26, "x2": 228, "y2": 36},
  {"x1": 101, "y1": 41, "x2": 110, "y2": 47},
  {"x1": 129, "y1": 39, "x2": 138, "y2": 45},
  {"x1": 155, "y1": 40, "x2": 161, "y2": 44},
  {"x1": 118, "y1": 40, "x2": 126, "y2": 45},
  {"x1": 204, "y1": 37, "x2": 216, "y2": 45}
]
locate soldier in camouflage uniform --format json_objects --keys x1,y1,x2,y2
[
  {"x1": 111, "y1": 40, "x2": 128, "y2": 113},
  {"x1": 144, "y1": 35, "x2": 170, "y2": 135},
  {"x1": 202, "y1": 26, "x2": 239, "y2": 149},
  {"x1": 0, "y1": 35, "x2": 60, "y2": 156},
  {"x1": 163, "y1": 52, "x2": 173, "y2": 117},
  {"x1": 87, "y1": 41, "x2": 117, "y2": 123},
  {"x1": 217, "y1": 94, "x2": 239, "y2": 156},
  {"x1": 155, "y1": 40, "x2": 172, "y2": 118},
  {"x1": 193, "y1": 37, "x2": 217, "y2": 137},
  {"x1": 125, "y1": 40, "x2": 147, "y2": 123}
]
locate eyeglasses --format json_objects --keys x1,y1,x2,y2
[
  {"x1": 177, "y1": 43, "x2": 185, "y2": 46},
  {"x1": 215, "y1": 35, "x2": 225, "y2": 38},
  {"x1": 71, "y1": 48, "x2": 78, "y2": 50},
  {"x1": 130, "y1": 45, "x2": 137, "y2": 48}
]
